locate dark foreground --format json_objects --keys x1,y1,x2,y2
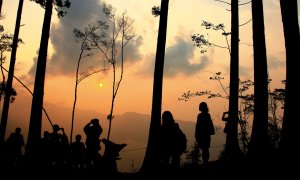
[{"x1": 0, "y1": 158, "x2": 299, "y2": 180}]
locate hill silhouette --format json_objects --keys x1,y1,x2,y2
[
  {"x1": 2, "y1": 94, "x2": 226, "y2": 173},
  {"x1": 1, "y1": 97, "x2": 297, "y2": 179}
]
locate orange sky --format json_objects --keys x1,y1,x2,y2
[{"x1": 1, "y1": 0, "x2": 294, "y2": 143}]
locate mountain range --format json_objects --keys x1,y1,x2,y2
[{"x1": 3, "y1": 95, "x2": 226, "y2": 173}]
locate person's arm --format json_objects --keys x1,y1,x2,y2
[
  {"x1": 61, "y1": 128, "x2": 66, "y2": 135},
  {"x1": 208, "y1": 114, "x2": 215, "y2": 135},
  {"x1": 195, "y1": 114, "x2": 200, "y2": 139},
  {"x1": 99, "y1": 124, "x2": 103, "y2": 135},
  {"x1": 84, "y1": 122, "x2": 91, "y2": 134}
]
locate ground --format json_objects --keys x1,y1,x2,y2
[{"x1": 1, "y1": 157, "x2": 298, "y2": 180}]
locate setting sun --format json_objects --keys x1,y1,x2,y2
[{"x1": 99, "y1": 83, "x2": 103, "y2": 88}]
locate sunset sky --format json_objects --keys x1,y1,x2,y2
[{"x1": 1, "y1": 0, "x2": 296, "y2": 145}]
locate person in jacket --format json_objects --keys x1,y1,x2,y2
[{"x1": 195, "y1": 102, "x2": 215, "y2": 164}]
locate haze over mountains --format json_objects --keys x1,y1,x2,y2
[
  {"x1": 3, "y1": 94, "x2": 226, "y2": 172},
  {"x1": 107, "y1": 112, "x2": 225, "y2": 172}
]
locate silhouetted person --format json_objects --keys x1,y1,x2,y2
[
  {"x1": 158, "y1": 111, "x2": 187, "y2": 169},
  {"x1": 195, "y1": 102, "x2": 215, "y2": 164},
  {"x1": 49, "y1": 124, "x2": 69, "y2": 166},
  {"x1": 4, "y1": 127, "x2": 25, "y2": 167},
  {"x1": 39, "y1": 130, "x2": 51, "y2": 166},
  {"x1": 84, "y1": 118, "x2": 103, "y2": 164},
  {"x1": 70, "y1": 134, "x2": 86, "y2": 168}
]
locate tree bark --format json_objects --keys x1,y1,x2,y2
[
  {"x1": 224, "y1": 0, "x2": 241, "y2": 160},
  {"x1": 0, "y1": 0, "x2": 23, "y2": 148},
  {"x1": 248, "y1": 0, "x2": 272, "y2": 160},
  {"x1": 0, "y1": 0, "x2": 2, "y2": 16},
  {"x1": 26, "y1": 0, "x2": 53, "y2": 159},
  {"x1": 278, "y1": 0, "x2": 299, "y2": 175},
  {"x1": 141, "y1": 0, "x2": 169, "y2": 172}
]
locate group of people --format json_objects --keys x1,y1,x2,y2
[
  {"x1": 2, "y1": 101, "x2": 216, "y2": 170},
  {"x1": 41, "y1": 118, "x2": 103, "y2": 168},
  {"x1": 2, "y1": 118, "x2": 103, "y2": 169},
  {"x1": 158, "y1": 101, "x2": 215, "y2": 169}
]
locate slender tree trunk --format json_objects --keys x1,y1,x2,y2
[
  {"x1": 107, "y1": 18, "x2": 116, "y2": 141},
  {"x1": 70, "y1": 46, "x2": 84, "y2": 144},
  {"x1": 107, "y1": 16, "x2": 126, "y2": 141},
  {"x1": 107, "y1": 62, "x2": 116, "y2": 140},
  {"x1": 0, "y1": 53, "x2": 6, "y2": 102},
  {"x1": 141, "y1": 0, "x2": 169, "y2": 172},
  {"x1": 0, "y1": 0, "x2": 23, "y2": 148},
  {"x1": 278, "y1": 0, "x2": 299, "y2": 175},
  {"x1": 0, "y1": 0, "x2": 2, "y2": 16},
  {"x1": 248, "y1": 0, "x2": 272, "y2": 160},
  {"x1": 26, "y1": 0, "x2": 53, "y2": 159},
  {"x1": 224, "y1": 0, "x2": 241, "y2": 160}
]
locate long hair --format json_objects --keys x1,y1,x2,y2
[
  {"x1": 162, "y1": 111, "x2": 175, "y2": 126},
  {"x1": 199, "y1": 102, "x2": 209, "y2": 113}
]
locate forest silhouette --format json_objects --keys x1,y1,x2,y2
[{"x1": 0, "y1": 0, "x2": 299, "y2": 179}]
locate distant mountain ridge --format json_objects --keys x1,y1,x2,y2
[{"x1": 108, "y1": 112, "x2": 225, "y2": 172}]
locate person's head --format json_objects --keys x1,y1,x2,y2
[
  {"x1": 75, "y1": 134, "x2": 82, "y2": 142},
  {"x1": 91, "y1": 118, "x2": 99, "y2": 126},
  {"x1": 52, "y1": 124, "x2": 60, "y2": 132},
  {"x1": 199, "y1": 102, "x2": 209, "y2": 113},
  {"x1": 15, "y1": 127, "x2": 21, "y2": 134},
  {"x1": 162, "y1": 111, "x2": 175, "y2": 126}
]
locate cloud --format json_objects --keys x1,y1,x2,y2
[
  {"x1": 28, "y1": 0, "x2": 143, "y2": 78},
  {"x1": 28, "y1": 49, "x2": 39, "y2": 78},
  {"x1": 137, "y1": 36, "x2": 212, "y2": 78},
  {"x1": 268, "y1": 55, "x2": 285, "y2": 69},
  {"x1": 164, "y1": 37, "x2": 210, "y2": 77},
  {"x1": 123, "y1": 35, "x2": 143, "y2": 64}
]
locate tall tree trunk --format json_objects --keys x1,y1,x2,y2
[
  {"x1": 70, "y1": 47, "x2": 83, "y2": 144},
  {"x1": 141, "y1": 0, "x2": 169, "y2": 172},
  {"x1": 248, "y1": 0, "x2": 272, "y2": 160},
  {"x1": 0, "y1": 0, "x2": 2, "y2": 16},
  {"x1": 224, "y1": 0, "x2": 241, "y2": 160},
  {"x1": 26, "y1": 0, "x2": 53, "y2": 159},
  {"x1": 0, "y1": 0, "x2": 23, "y2": 148},
  {"x1": 278, "y1": 0, "x2": 299, "y2": 175}
]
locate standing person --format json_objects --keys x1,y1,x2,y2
[
  {"x1": 49, "y1": 124, "x2": 69, "y2": 166},
  {"x1": 84, "y1": 118, "x2": 103, "y2": 163},
  {"x1": 70, "y1": 134, "x2": 86, "y2": 168},
  {"x1": 4, "y1": 127, "x2": 25, "y2": 167},
  {"x1": 158, "y1": 111, "x2": 187, "y2": 169},
  {"x1": 195, "y1": 102, "x2": 215, "y2": 164},
  {"x1": 39, "y1": 131, "x2": 51, "y2": 166}
]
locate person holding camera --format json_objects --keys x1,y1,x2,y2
[
  {"x1": 48, "y1": 124, "x2": 69, "y2": 166},
  {"x1": 84, "y1": 118, "x2": 103, "y2": 163}
]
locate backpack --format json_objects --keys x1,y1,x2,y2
[{"x1": 176, "y1": 128, "x2": 187, "y2": 155}]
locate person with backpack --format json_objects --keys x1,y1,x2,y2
[
  {"x1": 4, "y1": 127, "x2": 25, "y2": 167},
  {"x1": 158, "y1": 111, "x2": 187, "y2": 169},
  {"x1": 195, "y1": 102, "x2": 215, "y2": 164}
]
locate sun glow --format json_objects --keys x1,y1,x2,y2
[{"x1": 99, "y1": 83, "x2": 103, "y2": 88}]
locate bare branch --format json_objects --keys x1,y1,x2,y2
[
  {"x1": 215, "y1": 0, "x2": 231, "y2": 5},
  {"x1": 77, "y1": 68, "x2": 108, "y2": 84},
  {"x1": 1, "y1": 66, "x2": 53, "y2": 126},
  {"x1": 239, "y1": 18, "x2": 252, "y2": 27},
  {"x1": 239, "y1": 1, "x2": 251, "y2": 6},
  {"x1": 240, "y1": 42, "x2": 253, "y2": 47}
]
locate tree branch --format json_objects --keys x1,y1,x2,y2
[{"x1": 1, "y1": 66, "x2": 53, "y2": 126}]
